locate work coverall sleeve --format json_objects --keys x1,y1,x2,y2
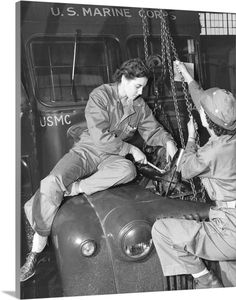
[
  {"x1": 188, "y1": 80, "x2": 205, "y2": 111},
  {"x1": 180, "y1": 140, "x2": 210, "y2": 179},
  {"x1": 85, "y1": 93, "x2": 131, "y2": 156},
  {"x1": 137, "y1": 101, "x2": 174, "y2": 147}
]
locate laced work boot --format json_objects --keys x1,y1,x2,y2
[
  {"x1": 194, "y1": 271, "x2": 224, "y2": 289},
  {"x1": 20, "y1": 252, "x2": 40, "y2": 282}
]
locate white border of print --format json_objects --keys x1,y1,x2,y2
[{"x1": 1, "y1": 0, "x2": 235, "y2": 300}]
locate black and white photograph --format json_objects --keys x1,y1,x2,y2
[{"x1": 2, "y1": 0, "x2": 236, "y2": 299}]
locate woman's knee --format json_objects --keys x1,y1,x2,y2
[
  {"x1": 119, "y1": 159, "x2": 137, "y2": 181},
  {"x1": 40, "y1": 174, "x2": 65, "y2": 194},
  {"x1": 152, "y1": 219, "x2": 170, "y2": 240}
]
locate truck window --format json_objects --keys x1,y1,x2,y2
[{"x1": 28, "y1": 36, "x2": 121, "y2": 106}]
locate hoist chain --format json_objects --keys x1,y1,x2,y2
[
  {"x1": 180, "y1": 78, "x2": 206, "y2": 202},
  {"x1": 141, "y1": 8, "x2": 150, "y2": 63},
  {"x1": 159, "y1": 10, "x2": 185, "y2": 148},
  {"x1": 142, "y1": 8, "x2": 174, "y2": 136},
  {"x1": 160, "y1": 13, "x2": 167, "y2": 82},
  {"x1": 160, "y1": 11, "x2": 195, "y2": 120},
  {"x1": 179, "y1": 77, "x2": 206, "y2": 201},
  {"x1": 141, "y1": 8, "x2": 206, "y2": 202},
  {"x1": 158, "y1": 9, "x2": 199, "y2": 201},
  {"x1": 168, "y1": 24, "x2": 207, "y2": 202}
]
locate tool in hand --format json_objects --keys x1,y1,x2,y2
[
  {"x1": 165, "y1": 149, "x2": 185, "y2": 196},
  {"x1": 147, "y1": 162, "x2": 166, "y2": 174}
]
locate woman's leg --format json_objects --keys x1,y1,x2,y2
[
  {"x1": 24, "y1": 148, "x2": 99, "y2": 236},
  {"x1": 78, "y1": 155, "x2": 137, "y2": 195},
  {"x1": 21, "y1": 148, "x2": 99, "y2": 282},
  {"x1": 151, "y1": 207, "x2": 236, "y2": 287}
]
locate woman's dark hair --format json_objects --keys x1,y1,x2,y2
[
  {"x1": 112, "y1": 58, "x2": 151, "y2": 82},
  {"x1": 205, "y1": 113, "x2": 236, "y2": 136}
]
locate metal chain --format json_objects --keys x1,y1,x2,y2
[
  {"x1": 141, "y1": 8, "x2": 150, "y2": 62},
  {"x1": 162, "y1": 13, "x2": 197, "y2": 121},
  {"x1": 168, "y1": 26, "x2": 205, "y2": 200},
  {"x1": 142, "y1": 9, "x2": 172, "y2": 134},
  {"x1": 146, "y1": 54, "x2": 175, "y2": 136},
  {"x1": 141, "y1": 9, "x2": 206, "y2": 202},
  {"x1": 160, "y1": 12, "x2": 167, "y2": 82},
  {"x1": 167, "y1": 20, "x2": 207, "y2": 202},
  {"x1": 141, "y1": 8, "x2": 149, "y2": 154},
  {"x1": 159, "y1": 10, "x2": 199, "y2": 201},
  {"x1": 159, "y1": 12, "x2": 185, "y2": 148},
  {"x1": 151, "y1": 11, "x2": 174, "y2": 136}
]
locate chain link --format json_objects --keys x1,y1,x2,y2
[
  {"x1": 159, "y1": 11, "x2": 185, "y2": 147},
  {"x1": 141, "y1": 8, "x2": 150, "y2": 63},
  {"x1": 142, "y1": 9, "x2": 174, "y2": 139},
  {"x1": 158, "y1": 10, "x2": 201, "y2": 201},
  {"x1": 160, "y1": 12, "x2": 167, "y2": 82},
  {"x1": 141, "y1": 9, "x2": 206, "y2": 202}
]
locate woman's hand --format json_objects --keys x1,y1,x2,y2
[
  {"x1": 129, "y1": 145, "x2": 147, "y2": 164},
  {"x1": 174, "y1": 60, "x2": 193, "y2": 84},
  {"x1": 166, "y1": 140, "x2": 178, "y2": 162}
]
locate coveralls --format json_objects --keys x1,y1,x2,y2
[
  {"x1": 25, "y1": 82, "x2": 174, "y2": 237},
  {"x1": 152, "y1": 81, "x2": 236, "y2": 287}
]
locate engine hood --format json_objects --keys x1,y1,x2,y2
[{"x1": 85, "y1": 183, "x2": 211, "y2": 224}]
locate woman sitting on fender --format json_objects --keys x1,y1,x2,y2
[{"x1": 21, "y1": 58, "x2": 177, "y2": 282}]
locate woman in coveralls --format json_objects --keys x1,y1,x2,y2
[
  {"x1": 152, "y1": 60, "x2": 236, "y2": 289},
  {"x1": 20, "y1": 58, "x2": 177, "y2": 282}
]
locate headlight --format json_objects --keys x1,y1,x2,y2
[
  {"x1": 120, "y1": 221, "x2": 153, "y2": 260},
  {"x1": 80, "y1": 239, "x2": 97, "y2": 257}
]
